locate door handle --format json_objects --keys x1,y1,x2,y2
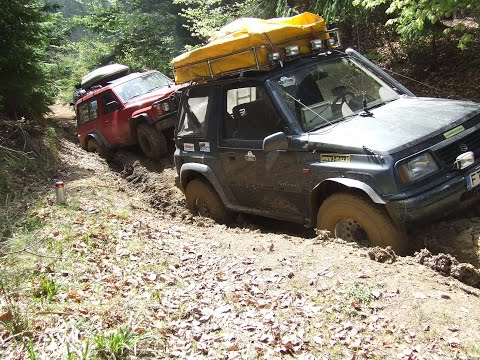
[
  {"x1": 225, "y1": 152, "x2": 236, "y2": 160},
  {"x1": 104, "y1": 120, "x2": 110, "y2": 124}
]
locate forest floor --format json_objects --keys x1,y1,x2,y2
[{"x1": 1, "y1": 105, "x2": 480, "y2": 359}]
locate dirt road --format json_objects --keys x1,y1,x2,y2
[{"x1": 2, "y1": 105, "x2": 479, "y2": 359}]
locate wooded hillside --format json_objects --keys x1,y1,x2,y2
[{"x1": 0, "y1": 0, "x2": 479, "y2": 119}]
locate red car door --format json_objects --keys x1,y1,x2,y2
[{"x1": 99, "y1": 91, "x2": 123, "y2": 145}]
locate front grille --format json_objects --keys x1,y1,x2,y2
[{"x1": 435, "y1": 127, "x2": 480, "y2": 168}]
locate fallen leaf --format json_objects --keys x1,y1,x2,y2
[
  {"x1": 227, "y1": 343, "x2": 239, "y2": 351},
  {"x1": 351, "y1": 301, "x2": 362, "y2": 310},
  {"x1": 0, "y1": 310, "x2": 13, "y2": 322}
]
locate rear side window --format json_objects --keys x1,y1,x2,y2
[
  {"x1": 77, "y1": 98, "x2": 99, "y2": 125},
  {"x1": 177, "y1": 88, "x2": 210, "y2": 137}
]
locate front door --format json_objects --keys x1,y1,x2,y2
[
  {"x1": 219, "y1": 84, "x2": 305, "y2": 219},
  {"x1": 99, "y1": 91, "x2": 122, "y2": 144}
]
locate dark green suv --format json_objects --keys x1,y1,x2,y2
[{"x1": 174, "y1": 48, "x2": 480, "y2": 254}]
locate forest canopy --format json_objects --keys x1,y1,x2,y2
[{"x1": 0, "y1": 0, "x2": 478, "y2": 118}]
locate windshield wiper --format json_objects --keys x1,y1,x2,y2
[
  {"x1": 362, "y1": 98, "x2": 398, "y2": 114},
  {"x1": 146, "y1": 84, "x2": 168, "y2": 93}
]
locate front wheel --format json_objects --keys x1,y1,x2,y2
[
  {"x1": 137, "y1": 123, "x2": 167, "y2": 159},
  {"x1": 317, "y1": 193, "x2": 407, "y2": 254},
  {"x1": 185, "y1": 179, "x2": 232, "y2": 224}
]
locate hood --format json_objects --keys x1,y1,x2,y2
[
  {"x1": 309, "y1": 97, "x2": 480, "y2": 153},
  {"x1": 124, "y1": 84, "x2": 183, "y2": 109}
]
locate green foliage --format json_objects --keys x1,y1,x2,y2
[
  {"x1": 0, "y1": 281, "x2": 30, "y2": 336},
  {"x1": 0, "y1": 0, "x2": 56, "y2": 118},
  {"x1": 34, "y1": 277, "x2": 60, "y2": 302},
  {"x1": 173, "y1": 0, "x2": 276, "y2": 41},
  {"x1": 28, "y1": 341, "x2": 37, "y2": 360},
  {"x1": 345, "y1": 282, "x2": 373, "y2": 306},
  {"x1": 94, "y1": 327, "x2": 138, "y2": 359},
  {"x1": 51, "y1": 0, "x2": 193, "y2": 101},
  {"x1": 354, "y1": 0, "x2": 480, "y2": 49}
]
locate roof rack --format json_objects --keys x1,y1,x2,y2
[{"x1": 172, "y1": 12, "x2": 340, "y2": 84}]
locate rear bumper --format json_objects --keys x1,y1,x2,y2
[{"x1": 386, "y1": 173, "x2": 480, "y2": 227}]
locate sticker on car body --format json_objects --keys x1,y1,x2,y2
[
  {"x1": 444, "y1": 125, "x2": 465, "y2": 139},
  {"x1": 320, "y1": 154, "x2": 351, "y2": 163},
  {"x1": 199, "y1": 142, "x2": 210, "y2": 152},
  {"x1": 184, "y1": 143, "x2": 195, "y2": 152}
]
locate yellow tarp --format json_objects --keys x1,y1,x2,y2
[{"x1": 171, "y1": 12, "x2": 328, "y2": 84}]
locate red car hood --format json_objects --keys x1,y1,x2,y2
[{"x1": 124, "y1": 84, "x2": 184, "y2": 109}]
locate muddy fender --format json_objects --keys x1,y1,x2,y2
[
  {"x1": 310, "y1": 177, "x2": 385, "y2": 227},
  {"x1": 179, "y1": 163, "x2": 229, "y2": 206},
  {"x1": 325, "y1": 178, "x2": 385, "y2": 204},
  {"x1": 87, "y1": 131, "x2": 109, "y2": 148}
]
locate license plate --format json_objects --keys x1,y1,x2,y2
[{"x1": 466, "y1": 166, "x2": 480, "y2": 190}]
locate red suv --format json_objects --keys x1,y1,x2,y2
[{"x1": 75, "y1": 64, "x2": 182, "y2": 159}]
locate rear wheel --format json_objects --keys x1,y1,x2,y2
[
  {"x1": 317, "y1": 193, "x2": 407, "y2": 254},
  {"x1": 137, "y1": 123, "x2": 167, "y2": 159},
  {"x1": 87, "y1": 138, "x2": 113, "y2": 160},
  {"x1": 185, "y1": 179, "x2": 231, "y2": 224}
]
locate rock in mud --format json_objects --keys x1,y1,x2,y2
[
  {"x1": 368, "y1": 246, "x2": 396, "y2": 263},
  {"x1": 451, "y1": 263, "x2": 480, "y2": 288},
  {"x1": 416, "y1": 248, "x2": 480, "y2": 289}
]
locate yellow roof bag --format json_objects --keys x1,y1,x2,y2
[{"x1": 171, "y1": 12, "x2": 329, "y2": 84}]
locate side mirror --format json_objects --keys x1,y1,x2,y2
[
  {"x1": 263, "y1": 132, "x2": 288, "y2": 152},
  {"x1": 105, "y1": 100, "x2": 121, "y2": 113}
]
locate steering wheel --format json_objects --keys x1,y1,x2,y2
[{"x1": 332, "y1": 85, "x2": 356, "y2": 107}]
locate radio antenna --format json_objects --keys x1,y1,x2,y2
[{"x1": 355, "y1": 6, "x2": 368, "y2": 114}]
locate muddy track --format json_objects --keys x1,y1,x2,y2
[{"x1": 104, "y1": 143, "x2": 480, "y2": 269}]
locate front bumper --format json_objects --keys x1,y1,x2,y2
[{"x1": 386, "y1": 172, "x2": 480, "y2": 227}]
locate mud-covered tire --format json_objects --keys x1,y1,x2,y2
[
  {"x1": 185, "y1": 179, "x2": 232, "y2": 224},
  {"x1": 137, "y1": 123, "x2": 167, "y2": 159},
  {"x1": 87, "y1": 138, "x2": 113, "y2": 160},
  {"x1": 317, "y1": 193, "x2": 407, "y2": 254}
]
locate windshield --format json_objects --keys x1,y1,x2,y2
[
  {"x1": 113, "y1": 72, "x2": 173, "y2": 102},
  {"x1": 272, "y1": 57, "x2": 400, "y2": 132}
]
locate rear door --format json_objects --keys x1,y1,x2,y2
[
  {"x1": 77, "y1": 96, "x2": 102, "y2": 143},
  {"x1": 176, "y1": 85, "x2": 216, "y2": 162}
]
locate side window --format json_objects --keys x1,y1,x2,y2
[
  {"x1": 102, "y1": 92, "x2": 117, "y2": 115},
  {"x1": 76, "y1": 98, "x2": 99, "y2": 125},
  {"x1": 177, "y1": 89, "x2": 210, "y2": 137},
  {"x1": 78, "y1": 103, "x2": 90, "y2": 125},
  {"x1": 89, "y1": 99, "x2": 99, "y2": 119},
  {"x1": 224, "y1": 85, "x2": 282, "y2": 141}
]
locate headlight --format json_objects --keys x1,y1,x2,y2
[
  {"x1": 398, "y1": 152, "x2": 439, "y2": 183},
  {"x1": 161, "y1": 102, "x2": 170, "y2": 112},
  {"x1": 152, "y1": 103, "x2": 164, "y2": 118},
  {"x1": 153, "y1": 100, "x2": 173, "y2": 118}
]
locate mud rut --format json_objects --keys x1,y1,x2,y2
[
  {"x1": 105, "y1": 143, "x2": 480, "y2": 269},
  {"x1": 51, "y1": 100, "x2": 480, "y2": 274}
]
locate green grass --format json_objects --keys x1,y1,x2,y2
[
  {"x1": 0, "y1": 308, "x2": 29, "y2": 337},
  {"x1": 339, "y1": 282, "x2": 375, "y2": 317},
  {"x1": 94, "y1": 327, "x2": 138, "y2": 359},
  {"x1": 0, "y1": 122, "x2": 59, "y2": 243},
  {"x1": 34, "y1": 277, "x2": 60, "y2": 302},
  {"x1": 345, "y1": 282, "x2": 374, "y2": 306}
]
